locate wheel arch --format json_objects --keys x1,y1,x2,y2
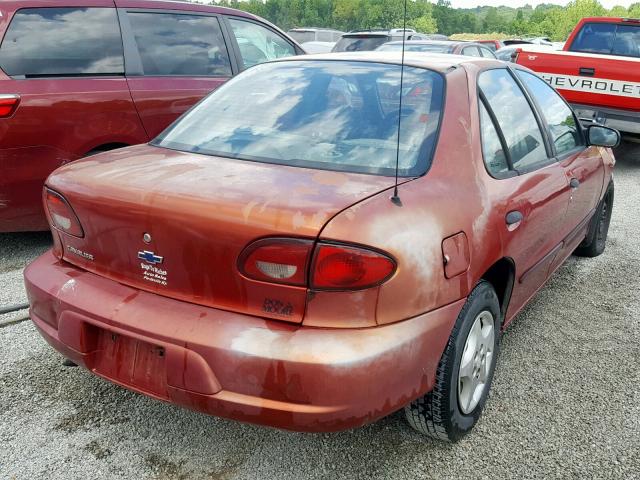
[
  {"x1": 480, "y1": 257, "x2": 515, "y2": 324},
  {"x1": 84, "y1": 142, "x2": 130, "y2": 157}
]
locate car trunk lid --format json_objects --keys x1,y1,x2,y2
[{"x1": 47, "y1": 144, "x2": 394, "y2": 323}]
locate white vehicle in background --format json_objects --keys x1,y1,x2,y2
[
  {"x1": 495, "y1": 43, "x2": 557, "y2": 62},
  {"x1": 287, "y1": 27, "x2": 344, "y2": 43},
  {"x1": 301, "y1": 41, "x2": 336, "y2": 54}
]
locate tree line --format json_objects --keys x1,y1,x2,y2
[{"x1": 213, "y1": 0, "x2": 640, "y2": 41}]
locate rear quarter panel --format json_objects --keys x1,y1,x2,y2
[{"x1": 312, "y1": 66, "x2": 502, "y2": 326}]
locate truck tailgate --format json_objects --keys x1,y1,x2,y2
[{"x1": 515, "y1": 49, "x2": 640, "y2": 112}]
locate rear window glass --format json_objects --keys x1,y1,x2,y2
[
  {"x1": 570, "y1": 22, "x2": 640, "y2": 57},
  {"x1": 332, "y1": 36, "x2": 389, "y2": 52},
  {"x1": 0, "y1": 7, "x2": 123, "y2": 77},
  {"x1": 128, "y1": 12, "x2": 231, "y2": 76},
  {"x1": 154, "y1": 60, "x2": 444, "y2": 177}
]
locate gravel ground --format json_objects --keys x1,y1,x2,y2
[{"x1": 1, "y1": 144, "x2": 639, "y2": 479}]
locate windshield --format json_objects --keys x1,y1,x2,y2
[
  {"x1": 332, "y1": 36, "x2": 389, "y2": 52},
  {"x1": 154, "y1": 60, "x2": 445, "y2": 176},
  {"x1": 377, "y1": 43, "x2": 451, "y2": 53},
  {"x1": 288, "y1": 30, "x2": 316, "y2": 43}
]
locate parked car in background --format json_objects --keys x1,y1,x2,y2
[
  {"x1": 300, "y1": 41, "x2": 336, "y2": 54},
  {"x1": 495, "y1": 43, "x2": 557, "y2": 62},
  {"x1": 476, "y1": 39, "x2": 505, "y2": 51},
  {"x1": 377, "y1": 40, "x2": 497, "y2": 58},
  {"x1": 514, "y1": 17, "x2": 640, "y2": 136},
  {"x1": 0, "y1": 0, "x2": 302, "y2": 233},
  {"x1": 25, "y1": 51, "x2": 618, "y2": 441},
  {"x1": 331, "y1": 29, "x2": 429, "y2": 52},
  {"x1": 287, "y1": 27, "x2": 343, "y2": 43}
]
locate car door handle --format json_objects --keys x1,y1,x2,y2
[
  {"x1": 579, "y1": 67, "x2": 595, "y2": 77},
  {"x1": 570, "y1": 178, "x2": 580, "y2": 189},
  {"x1": 506, "y1": 210, "x2": 524, "y2": 226}
]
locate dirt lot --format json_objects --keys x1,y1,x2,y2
[{"x1": 1, "y1": 144, "x2": 639, "y2": 479}]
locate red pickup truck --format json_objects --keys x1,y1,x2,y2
[{"x1": 515, "y1": 17, "x2": 640, "y2": 136}]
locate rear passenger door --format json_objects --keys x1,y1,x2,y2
[
  {"x1": 118, "y1": 7, "x2": 235, "y2": 138},
  {"x1": 477, "y1": 68, "x2": 572, "y2": 322},
  {"x1": 516, "y1": 69, "x2": 604, "y2": 259},
  {"x1": 0, "y1": 4, "x2": 146, "y2": 230}
]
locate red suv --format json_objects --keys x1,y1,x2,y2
[{"x1": 0, "y1": 0, "x2": 302, "y2": 232}]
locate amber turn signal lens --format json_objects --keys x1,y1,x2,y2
[{"x1": 45, "y1": 188, "x2": 84, "y2": 238}]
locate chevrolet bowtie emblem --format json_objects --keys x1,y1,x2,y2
[{"x1": 138, "y1": 250, "x2": 163, "y2": 265}]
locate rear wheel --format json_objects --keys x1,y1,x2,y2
[
  {"x1": 404, "y1": 280, "x2": 501, "y2": 442},
  {"x1": 575, "y1": 182, "x2": 614, "y2": 258}
]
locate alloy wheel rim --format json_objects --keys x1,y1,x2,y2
[{"x1": 457, "y1": 310, "x2": 495, "y2": 415}]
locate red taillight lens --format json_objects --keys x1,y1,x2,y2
[
  {"x1": 45, "y1": 188, "x2": 84, "y2": 238},
  {"x1": 0, "y1": 94, "x2": 20, "y2": 118},
  {"x1": 311, "y1": 243, "x2": 396, "y2": 290},
  {"x1": 238, "y1": 238, "x2": 314, "y2": 286}
]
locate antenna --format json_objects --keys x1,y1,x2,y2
[{"x1": 390, "y1": 0, "x2": 408, "y2": 206}]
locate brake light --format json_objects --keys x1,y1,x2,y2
[
  {"x1": 45, "y1": 189, "x2": 84, "y2": 237},
  {"x1": 311, "y1": 243, "x2": 395, "y2": 290},
  {"x1": 0, "y1": 94, "x2": 20, "y2": 118},
  {"x1": 239, "y1": 238, "x2": 313, "y2": 286}
]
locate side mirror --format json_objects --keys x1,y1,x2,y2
[{"x1": 587, "y1": 125, "x2": 620, "y2": 148}]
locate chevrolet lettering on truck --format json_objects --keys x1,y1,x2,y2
[{"x1": 515, "y1": 17, "x2": 640, "y2": 136}]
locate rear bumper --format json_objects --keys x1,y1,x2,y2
[
  {"x1": 572, "y1": 103, "x2": 640, "y2": 135},
  {"x1": 24, "y1": 251, "x2": 462, "y2": 432}
]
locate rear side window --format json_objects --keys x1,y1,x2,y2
[
  {"x1": 228, "y1": 19, "x2": 296, "y2": 69},
  {"x1": 479, "y1": 47, "x2": 496, "y2": 58},
  {"x1": 570, "y1": 22, "x2": 640, "y2": 57},
  {"x1": 516, "y1": 70, "x2": 582, "y2": 157},
  {"x1": 0, "y1": 8, "x2": 123, "y2": 77},
  {"x1": 462, "y1": 46, "x2": 481, "y2": 57},
  {"x1": 128, "y1": 13, "x2": 231, "y2": 76},
  {"x1": 478, "y1": 69, "x2": 549, "y2": 173},
  {"x1": 479, "y1": 101, "x2": 510, "y2": 177}
]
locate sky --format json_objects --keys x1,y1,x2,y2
[{"x1": 449, "y1": 0, "x2": 636, "y2": 7}]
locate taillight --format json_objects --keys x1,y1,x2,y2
[
  {"x1": 0, "y1": 94, "x2": 20, "y2": 118},
  {"x1": 311, "y1": 243, "x2": 396, "y2": 290},
  {"x1": 45, "y1": 188, "x2": 84, "y2": 238},
  {"x1": 238, "y1": 238, "x2": 313, "y2": 286}
]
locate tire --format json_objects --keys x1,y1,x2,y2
[
  {"x1": 574, "y1": 182, "x2": 614, "y2": 258},
  {"x1": 404, "y1": 280, "x2": 501, "y2": 442}
]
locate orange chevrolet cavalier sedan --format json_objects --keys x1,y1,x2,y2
[{"x1": 25, "y1": 52, "x2": 618, "y2": 441}]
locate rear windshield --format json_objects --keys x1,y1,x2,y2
[
  {"x1": 332, "y1": 36, "x2": 389, "y2": 52},
  {"x1": 377, "y1": 43, "x2": 451, "y2": 53},
  {"x1": 154, "y1": 60, "x2": 444, "y2": 177},
  {"x1": 570, "y1": 22, "x2": 640, "y2": 57}
]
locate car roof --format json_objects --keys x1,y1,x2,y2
[
  {"x1": 272, "y1": 51, "x2": 501, "y2": 73},
  {"x1": 384, "y1": 40, "x2": 467, "y2": 46}
]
